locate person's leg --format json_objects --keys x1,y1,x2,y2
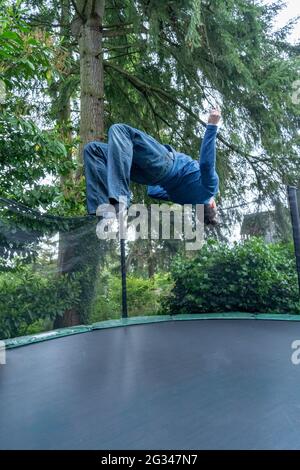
[
  {"x1": 130, "y1": 127, "x2": 174, "y2": 185},
  {"x1": 106, "y1": 124, "x2": 133, "y2": 207},
  {"x1": 107, "y1": 123, "x2": 174, "y2": 204},
  {"x1": 83, "y1": 141, "x2": 109, "y2": 214}
]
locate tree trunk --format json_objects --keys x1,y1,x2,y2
[
  {"x1": 54, "y1": 0, "x2": 79, "y2": 329},
  {"x1": 54, "y1": 1, "x2": 106, "y2": 329},
  {"x1": 75, "y1": 0, "x2": 105, "y2": 174}
]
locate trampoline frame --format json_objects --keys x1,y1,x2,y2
[{"x1": 4, "y1": 312, "x2": 300, "y2": 350}]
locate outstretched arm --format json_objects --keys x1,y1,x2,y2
[{"x1": 199, "y1": 109, "x2": 220, "y2": 194}]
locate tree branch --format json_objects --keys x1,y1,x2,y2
[
  {"x1": 103, "y1": 22, "x2": 134, "y2": 29},
  {"x1": 107, "y1": 50, "x2": 141, "y2": 60},
  {"x1": 91, "y1": 0, "x2": 96, "y2": 16},
  {"x1": 103, "y1": 61, "x2": 265, "y2": 161},
  {"x1": 142, "y1": 91, "x2": 161, "y2": 136},
  {"x1": 70, "y1": 0, "x2": 85, "y2": 20},
  {"x1": 82, "y1": 0, "x2": 88, "y2": 16},
  {"x1": 103, "y1": 42, "x2": 141, "y2": 51},
  {"x1": 105, "y1": 68, "x2": 140, "y2": 116},
  {"x1": 103, "y1": 27, "x2": 135, "y2": 37}
]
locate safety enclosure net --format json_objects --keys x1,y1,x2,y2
[{"x1": 0, "y1": 188, "x2": 300, "y2": 341}]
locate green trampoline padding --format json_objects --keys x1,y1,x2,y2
[{"x1": 4, "y1": 311, "x2": 300, "y2": 349}]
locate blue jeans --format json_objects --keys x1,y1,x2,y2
[{"x1": 84, "y1": 123, "x2": 174, "y2": 214}]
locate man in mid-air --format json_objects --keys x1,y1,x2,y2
[{"x1": 84, "y1": 108, "x2": 221, "y2": 225}]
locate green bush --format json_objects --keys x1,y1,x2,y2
[
  {"x1": 0, "y1": 265, "x2": 82, "y2": 339},
  {"x1": 88, "y1": 271, "x2": 173, "y2": 323},
  {"x1": 18, "y1": 318, "x2": 54, "y2": 336},
  {"x1": 164, "y1": 238, "x2": 300, "y2": 315}
]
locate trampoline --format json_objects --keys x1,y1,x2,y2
[{"x1": 1, "y1": 316, "x2": 300, "y2": 450}]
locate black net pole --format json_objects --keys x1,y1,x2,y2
[
  {"x1": 120, "y1": 237, "x2": 128, "y2": 318},
  {"x1": 287, "y1": 186, "x2": 300, "y2": 295}
]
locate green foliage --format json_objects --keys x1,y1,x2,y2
[
  {"x1": 0, "y1": 2, "x2": 52, "y2": 90},
  {"x1": 104, "y1": 0, "x2": 300, "y2": 201},
  {"x1": 89, "y1": 271, "x2": 173, "y2": 322},
  {"x1": 185, "y1": 0, "x2": 203, "y2": 50},
  {"x1": 0, "y1": 113, "x2": 73, "y2": 206},
  {"x1": 18, "y1": 317, "x2": 54, "y2": 336},
  {"x1": 164, "y1": 238, "x2": 300, "y2": 315},
  {"x1": 2, "y1": 0, "x2": 300, "y2": 211},
  {"x1": 0, "y1": 265, "x2": 83, "y2": 339},
  {"x1": 0, "y1": 2, "x2": 75, "y2": 211},
  {"x1": 51, "y1": 175, "x2": 87, "y2": 216}
]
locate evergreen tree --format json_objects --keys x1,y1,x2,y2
[{"x1": 21, "y1": 0, "x2": 300, "y2": 209}]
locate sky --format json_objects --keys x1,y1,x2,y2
[{"x1": 262, "y1": 0, "x2": 300, "y2": 42}]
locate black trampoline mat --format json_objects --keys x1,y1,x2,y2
[{"x1": 1, "y1": 319, "x2": 300, "y2": 450}]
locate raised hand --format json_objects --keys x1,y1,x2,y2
[{"x1": 208, "y1": 108, "x2": 221, "y2": 125}]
